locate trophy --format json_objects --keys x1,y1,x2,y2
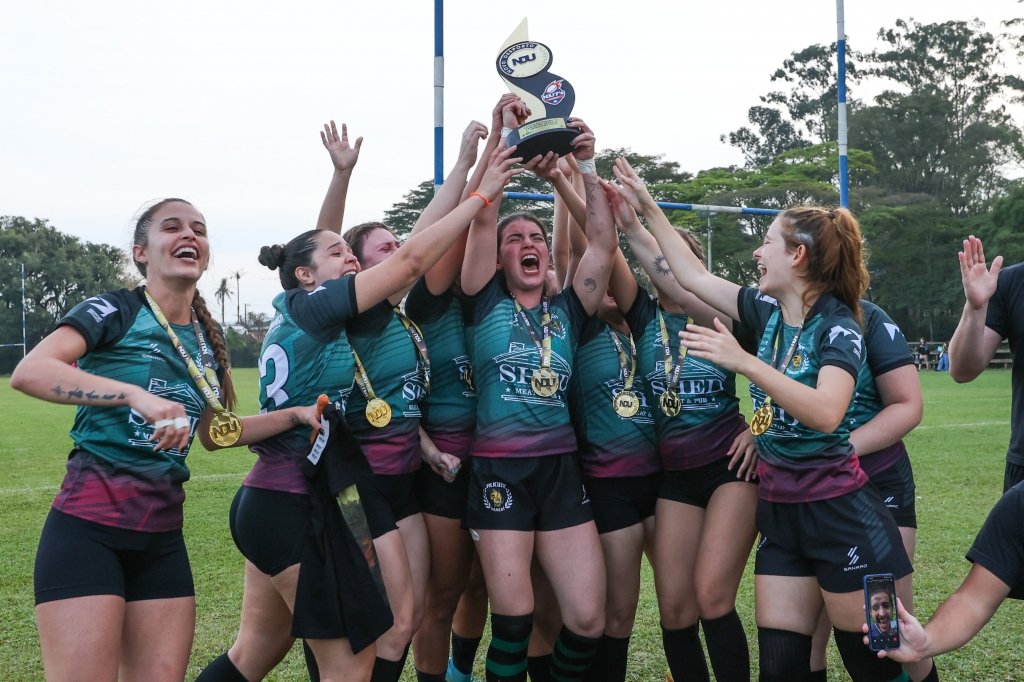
[{"x1": 496, "y1": 19, "x2": 580, "y2": 160}]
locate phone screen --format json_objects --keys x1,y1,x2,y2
[{"x1": 864, "y1": 574, "x2": 900, "y2": 651}]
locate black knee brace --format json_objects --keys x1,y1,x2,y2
[
  {"x1": 757, "y1": 627, "x2": 811, "y2": 682},
  {"x1": 833, "y1": 628, "x2": 908, "y2": 682}
]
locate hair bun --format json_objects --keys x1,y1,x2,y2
[{"x1": 258, "y1": 244, "x2": 286, "y2": 271}]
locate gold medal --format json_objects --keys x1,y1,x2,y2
[
  {"x1": 531, "y1": 367, "x2": 560, "y2": 397},
  {"x1": 613, "y1": 390, "x2": 640, "y2": 418},
  {"x1": 209, "y1": 410, "x2": 242, "y2": 446},
  {"x1": 365, "y1": 397, "x2": 392, "y2": 428},
  {"x1": 750, "y1": 404, "x2": 774, "y2": 436},
  {"x1": 659, "y1": 389, "x2": 681, "y2": 417}
]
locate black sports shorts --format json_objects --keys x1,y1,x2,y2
[
  {"x1": 415, "y1": 430, "x2": 474, "y2": 520},
  {"x1": 754, "y1": 485, "x2": 913, "y2": 594},
  {"x1": 1005, "y1": 461, "x2": 1024, "y2": 494},
  {"x1": 465, "y1": 453, "x2": 593, "y2": 532},
  {"x1": 35, "y1": 508, "x2": 194, "y2": 605},
  {"x1": 229, "y1": 485, "x2": 310, "y2": 576},
  {"x1": 360, "y1": 471, "x2": 420, "y2": 539},
  {"x1": 585, "y1": 473, "x2": 662, "y2": 534},
  {"x1": 866, "y1": 453, "x2": 917, "y2": 529},
  {"x1": 659, "y1": 456, "x2": 753, "y2": 508}
]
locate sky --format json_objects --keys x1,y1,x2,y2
[{"x1": 1, "y1": 0, "x2": 1021, "y2": 319}]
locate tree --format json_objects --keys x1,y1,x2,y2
[
  {"x1": 0, "y1": 216, "x2": 131, "y2": 373},
  {"x1": 241, "y1": 311, "x2": 271, "y2": 345},
  {"x1": 214, "y1": 277, "x2": 232, "y2": 326}
]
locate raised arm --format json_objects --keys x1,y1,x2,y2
[
  {"x1": 612, "y1": 158, "x2": 740, "y2": 320},
  {"x1": 567, "y1": 122, "x2": 617, "y2": 315},
  {"x1": 849, "y1": 365, "x2": 923, "y2": 455},
  {"x1": 949, "y1": 236, "x2": 1004, "y2": 383},
  {"x1": 353, "y1": 144, "x2": 521, "y2": 311},
  {"x1": 316, "y1": 121, "x2": 363, "y2": 234}
]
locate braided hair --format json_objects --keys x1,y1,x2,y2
[{"x1": 132, "y1": 198, "x2": 237, "y2": 411}]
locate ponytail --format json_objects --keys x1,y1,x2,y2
[
  {"x1": 192, "y1": 290, "x2": 237, "y2": 411},
  {"x1": 778, "y1": 206, "x2": 869, "y2": 325}
]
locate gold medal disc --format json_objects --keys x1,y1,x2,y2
[
  {"x1": 531, "y1": 367, "x2": 560, "y2": 397},
  {"x1": 209, "y1": 411, "x2": 242, "y2": 447},
  {"x1": 613, "y1": 390, "x2": 640, "y2": 418},
  {"x1": 659, "y1": 389, "x2": 682, "y2": 417},
  {"x1": 365, "y1": 398, "x2": 392, "y2": 428},
  {"x1": 750, "y1": 404, "x2": 774, "y2": 436}
]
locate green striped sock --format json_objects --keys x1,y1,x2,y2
[
  {"x1": 485, "y1": 613, "x2": 532, "y2": 682},
  {"x1": 550, "y1": 626, "x2": 599, "y2": 682}
]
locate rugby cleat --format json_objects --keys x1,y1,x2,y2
[{"x1": 446, "y1": 657, "x2": 480, "y2": 682}]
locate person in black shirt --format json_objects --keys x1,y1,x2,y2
[
  {"x1": 949, "y1": 236, "x2": 1024, "y2": 491},
  {"x1": 916, "y1": 340, "x2": 929, "y2": 371}
]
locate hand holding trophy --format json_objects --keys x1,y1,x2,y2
[{"x1": 495, "y1": 18, "x2": 581, "y2": 160}]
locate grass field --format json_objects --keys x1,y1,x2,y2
[{"x1": 1, "y1": 369, "x2": 1022, "y2": 681}]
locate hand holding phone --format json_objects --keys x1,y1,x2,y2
[{"x1": 864, "y1": 573, "x2": 901, "y2": 651}]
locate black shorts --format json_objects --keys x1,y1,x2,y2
[
  {"x1": 585, "y1": 473, "x2": 662, "y2": 534},
  {"x1": 360, "y1": 471, "x2": 420, "y2": 539},
  {"x1": 34, "y1": 509, "x2": 194, "y2": 605},
  {"x1": 465, "y1": 453, "x2": 593, "y2": 532},
  {"x1": 659, "y1": 456, "x2": 751, "y2": 508},
  {"x1": 1005, "y1": 461, "x2": 1024, "y2": 493},
  {"x1": 229, "y1": 486, "x2": 310, "y2": 576},
  {"x1": 867, "y1": 454, "x2": 917, "y2": 529},
  {"x1": 754, "y1": 486, "x2": 913, "y2": 594},
  {"x1": 415, "y1": 429, "x2": 474, "y2": 520}
]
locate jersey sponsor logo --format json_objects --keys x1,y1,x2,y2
[
  {"x1": 749, "y1": 382, "x2": 801, "y2": 433},
  {"x1": 482, "y1": 481, "x2": 513, "y2": 511},
  {"x1": 494, "y1": 342, "x2": 571, "y2": 407},
  {"x1": 883, "y1": 323, "x2": 902, "y2": 341},
  {"x1": 828, "y1": 325, "x2": 864, "y2": 358},
  {"x1": 267, "y1": 314, "x2": 284, "y2": 336},
  {"x1": 884, "y1": 496, "x2": 898, "y2": 509},
  {"x1": 646, "y1": 356, "x2": 727, "y2": 412},
  {"x1": 84, "y1": 295, "x2": 117, "y2": 323},
  {"x1": 844, "y1": 545, "x2": 868, "y2": 571},
  {"x1": 127, "y1": 378, "x2": 204, "y2": 455},
  {"x1": 401, "y1": 364, "x2": 427, "y2": 416}
]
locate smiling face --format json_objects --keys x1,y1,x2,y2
[
  {"x1": 132, "y1": 201, "x2": 209, "y2": 284},
  {"x1": 498, "y1": 218, "x2": 550, "y2": 294},
  {"x1": 300, "y1": 231, "x2": 361, "y2": 289},
  {"x1": 358, "y1": 226, "x2": 401, "y2": 270},
  {"x1": 870, "y1": 591, "x2": 894, "y2": 634},
  {"x1": 752, "y1": 219, "x2": 804, "y2": 298}
]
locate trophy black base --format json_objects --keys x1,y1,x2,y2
[{"x1": 507, "y1": 117, "x2": 581, "y2": 161}]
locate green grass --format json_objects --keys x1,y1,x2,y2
[{"x1": 0, "y1": 369, "x2": 1021, "y2": 680}]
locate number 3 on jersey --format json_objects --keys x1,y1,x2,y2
[{"x1": 258, "y1": 343, "x2": 290, "y2": 412}]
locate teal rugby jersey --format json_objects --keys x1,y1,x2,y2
[
  {"x1": 737, "y1": 287, "x2": 866, "y2": 502},
  {"x1": 851, "y1": 300, "x2": 915, "y2": 477},
  {"x1": 569, "y1": 317, "x2": 659, "y2": 478},
  {"x1": 53, "y1": 287, "x2": 222, "y2": 532},
  {"x1": 247, "y1": 276, "x2": 358, "y2": 494},
  {"x1": 405, "y1": 277, "x2": 476, "y2": 435},
  {"x1": 463, "y1": 276, "x2": 589, "y2": 458},
  {"x1": 625, "y1": 293, "x2": 746, "y2": 471},
  {"x1": 346, "y1": 300, "x2": 426, "y2": 475}
]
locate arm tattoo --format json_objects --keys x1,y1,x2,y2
[
  {"x1": 653, "y1": 255, "x2": 671, "y2": 276},
  {"x1": 584, "y1": 278, "x2": 597, "y2": 292},
  {"x1": 51, "y1": 385, "x2": 65, "y2": 396},
  {"x1": 50, "y1": 386, "x2": 125, "y2": 403}
]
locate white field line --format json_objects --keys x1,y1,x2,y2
[
  {"x1": 0, "y1": 472, "x2": 246, "y2": 497},
  {"x1": 915, "y1": 421, "x2": 1010, "y2": 430}
]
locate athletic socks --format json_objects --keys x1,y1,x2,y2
[
  {"x1": 757, "y1": 627, "x2": 811, "y2": 682},
  {"x1": 550, "y1": 626, "x2": 600, "y2": 682},
  {"x1": 662, "y1": 623, "x2": 710, "y2": 682},
  {"x1": 452, "y1": 631, "x2": 484, "y2": 676},
  {"x1": 195, "y1": 653, "x2": 248, "y2": 682},
  {"x1": 581, "y1": 635, "x2": 629, "y2": 682},
  {"x1": 417, "y1": 672, "x2": 446, "y2": 682},
  {"x1": 700, "y1": 610, "x2": 749, "y2": 682},
  {"x1": 528, "y1": 654, "x2": 554, "y2": 682},
  {"x1": 371, "y1": 644, "x2": 411, "y2": 682},
  {"x1": 805, "y1": 670, "x2": 828, "y2": 682},
  {"x1": 486, "y1": 613, "x2": 533, "y2": 682},
  {"x1": 833, "y1": 628, "x2": 908, "y2": 682}
]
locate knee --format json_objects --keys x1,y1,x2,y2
[
  {"x1": 695, "y1": 580, "x2": 736, "y2": 619},
  {"x1": 566, "y1": 609, "x2": 604, "y2": 640},
  {"x1": 426, "y1": 583, "x2": 465, "y2": 622},
  {"x1": 657, "y1": 594, "x2": 699, "y2": 630},
  {"x1": 603, "y1": 609, "x2": 636, "y2": 639}
]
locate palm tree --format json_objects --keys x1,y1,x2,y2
[
  {"x1": 229, "y1": 269, "x2": 245, "y2": 324},
  {"x1": 214, "y1": 278, "x2": 232, "y2": 326}
]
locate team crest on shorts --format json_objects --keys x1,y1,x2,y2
[
  {"x1": 483, "y1": 482, "x2": 513, "y2": 512},
  {"x1": 542, "y1": 79, "x2": 566, "y2": 105}
]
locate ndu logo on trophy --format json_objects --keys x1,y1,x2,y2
[{"x1": 496, "y1": 18, "x2": 580, "y2": 160}]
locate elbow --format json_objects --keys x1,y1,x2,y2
[
  {"x1": 397, "y1": 250, "x2": 427, "y2": 288},
  {"x1": 948, "y1": 364, "x2": 977, "y2": 384},
  {"x1": 9, "y1": 360, "x2": 32, "y2": 393}
]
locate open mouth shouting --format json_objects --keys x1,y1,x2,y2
[
  {"x1": 173, "y1": 245, "x2": 200, "y2": 263},
  {"x1": 521, "y1": 253, "x2": 541, "y2": 275}
]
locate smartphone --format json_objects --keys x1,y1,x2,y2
[{"x1": 864, "y1": 573, "x2": 900, "y2": 651}]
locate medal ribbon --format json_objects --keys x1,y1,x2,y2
[
  {"x1": 513, "y1": 295, "x2": 552, "y2": 371},
  {"x1": 607, "y1": 329, "x2": 637, "y2": 392},
  {"x1": 760, "y1": 315, "x2": 805, "y2": 409},
  {"x1": 351, "y1": 350, "x2": 380, "y2": 402},
  {"x1": 394, "y1": 308, "x2": 431, "y2": 393},
  {"x1": 658, "y1": 309, "x2": 691, "y2": 392},
  {"x1": 145, "y1": 291, "x2": 226, "y2": 414}
]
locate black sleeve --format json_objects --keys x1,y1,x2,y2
[
  {"x1": 286, "y1": 276, "x2": 358, "y2": 343},
  {"x1": 814, "y1": 311, "x2": 864, "y2": 379},
  {"x1": 863, "y1": 303, "x2": 915, "y2": 376},
  {"x1": 966, "y1": 485, "x2": 1024, "y2": 600},
  {"x1": 56, "y1": 289, "x2": 144, "y2": 354},
  {"x1": 986, "y1": 264, "x2": 1023, "y2": 340},
  {"x1": 462, "y1": 275, "x2": 507, "y2": 327},
  {"x1": 552, "y1": 285, "x2": 590, "y2": 341},
  {"x1": 405, "y1": 277, "x2": 454, "y2": 326},
  {"x1": 624, "y1": 292, "x2": 657, "y2": 341},
  {"x1": 737, "y1": 287, "x2": 778, "y2": 337},
  {"x1": 733, "y1": 319, "x2": 761, "y2": 356},
  {"x1": 346, "y1": 299, "x2": 394, "y2": 338}
]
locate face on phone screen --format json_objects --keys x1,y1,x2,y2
[{"x1": 865, "y1": 576, "x2": 899, "y2": 650}]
